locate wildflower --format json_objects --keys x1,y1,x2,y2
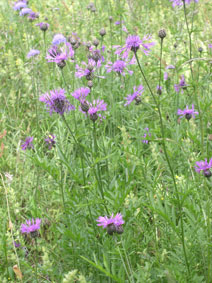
[
  {"x1": 36, "y1": 22, "x2": 49, "y2": 32},
  {"x1": 174, "y1": 75, "x2": 188, "y2": 93},
  {"x1": 45, "y1": 134, "x2": 56, "y2": 150},
  {"x1": 170, "y1": 0, "x2": 198, "y2": 7},
  {"x1": 195, "y1": 158, "x2": 212, "y2": 178},
  {"x1": 39, "y1": 89, "x2": 75, "y2": 115},
  {"x1": 46, "y1": 43, "x2": 74, "y2": 66},
  {"x1": 208, "y1": 44, "x2": 212, "y2": 49},
  {"x1": 21, "y1": 137, "x2": 34, "y2": 150},
  {"x1": 28, "y1": 12, "x2": 39, "y2": 21},
  {"x1": 198, "y1": 47, "x2": 203, "y2": 53},
  {"x1": 13, "y1": 1, "x2": 27, "y2": 10},
  {"x1": 164, "y1": 72, "x2": 168, "y2": 81},
  {"x1": 14, "y1": 241, "x2": 21, "y2": 248},
  {"x1": 21, "y1": 218, "x2": 41, "y2": 237},
  {"x1": 75, "y1": 59, "x2": 99, "y2": 79},
  {"x1": 27, "y1": 49, "x2": 40, "y2": 58},
  {"x1": 124, "y1": 85, "x2": 144, "y2": 106},
  {"x1": 19, "y1": 8, "x2": 32, "y2": 16},
  {"x1": 142, "y1": 128, "x2": 151, "y2": 144},
  {"x1": 166, "y1": 65, "x2": 175, "y2": 69},
  {"x1": 72, "y1": 87, "x2": 90, "y2": 103},
  {"x1": 99, "y1": 28, "x2": 106, "y2": 37},
  {"x1": 114, "y1": 35, "x2": 155, "y2": 59},
  {"x1": 177, "y1": 104, "x2": 199, "y2": 120},
  {"x1": 157, "y1": 85, "x2": 162, "y2": 95},
  {"x1": 158, "y1": 29, "x2": 166, "y2": 39},
  {"x1": 96, "y1": 213, "x2": 124, "y2": 235},
  {"x1": 88, "y1": 46, "x2": 105, "y2": 66},
  {"x1": 88, "y1": 99, "x2": 107, "y2": 122},
  {"x1": 105, "y1": 58, "x2": 135, "y2": 76},
  {"x1": 52, "y1": 34, "x2": 66, "y2": 45}
]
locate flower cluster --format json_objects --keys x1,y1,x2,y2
[
  {"x1": 39, "y1": 89, "x2": 75, "y2": 116},
  {"x1": 97, "y1": 213, "x2": 124, "y2": 235},
  {"x1": 21, "y1": 137, "x2": 34, "y2": 151}
]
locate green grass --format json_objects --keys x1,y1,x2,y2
[{"x1": 1, "y1": 0, "x2": 212, "y2": 282}]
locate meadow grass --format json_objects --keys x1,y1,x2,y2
[{"x1": 1, "y1": 0, "x2": 212, "y2": 282}]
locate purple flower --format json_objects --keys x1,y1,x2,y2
[
  {"x1": 124, "y1": 85, "x2": 144, "y2": 106},
  {"x1": 75, "y1": 59, "x2": 97, "y2": 78},
  {"x1": 208, "y1": 44, "x2": 212, "y2": 49},
  {"x1": 87, "y1": 99, "x2": 107, "y2": 121},
  {"x1": 27, "y1": 49, "x2": 40, "y2": 58},
  {"x1": 28, "y1": 12, "x2": 39, "y2": 21},
  {"x1": 14, "y1": 241, "x2": 21, "y2": 248},
  {"x1": 142, "y1": 128, "x2": 151, "y2": 144},
  {"x1": 46, "y1": 43, "x2": 74, "y2": 64},
  {"x1": 195, "y1": 158, "x2": 212, "y2": 178},
  {"x1": 105, "y1": 57, "x2": 135, "y2": 76},
  {"x1": 97, "y1": 213, "x2": 124, "y2": 235},
  {"x1": 177, "y1": 104, "x2": 199, "y2": 120},
  {"x1": 36, "y1": 22, "x2": 49, "y2": 31},
  {"x1": 21, "y1": 218, "x2": 41, "y2": 234},
  {"x1": 166, "y1": 65, "x2": 175, "y2": 69},
  {"x1": 157, "y1": 85, "x2": 162, "y2": 95},
  {"x1": 45, "y1": 134, "x2": 56, "y2": 150},
  {"x1": 114, "y1": 35, "x2": 155, "y2": 59},
  {"x1": 39, "y1": 89, "x2": 75, "y2": 116},
  {"x1": 52, "y1": 34, "x2": 66, "y2": 45},
  {"x1": 72, "y1": 87, "x2": 90, "y2": 103},
  {"x1": 19, "y1": 8, "x2": 32, "y2": 16},
  {"x1": 21, "y1": 137, "x2": 34, "y2": 150},
  {"x1": 13, "y1": 1, "x2": 27, "y2": 10},
  {"x1": 174, "y1": 75, "x2": 188, "y2": 93},
  {"x1": 170, "y1": 0, "x2": 198, "y2": 7}
]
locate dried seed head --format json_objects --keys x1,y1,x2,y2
[
  {"x1": 158, "y1": 29, "x2": 166, "y2": 39},
  {"x1": 99, "y1": 28, "x2": 106, "y2": 37},
  {"x1": 93, "y1": 39, "x2": 99, "y2": 47}
]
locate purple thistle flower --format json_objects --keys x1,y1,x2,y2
[
  {"x1": 142, "y1": 128, "x2": 151, "y2": 144},
  {"x1": 13, "y1": 1, "x2": 27, "y2": 10},
  {"x1": 105, "y1": 57, "x2": 135, "y2": 76},
  {"x1": 87, "y1": 99, "x2": 107, "y2": 121},
  {"x1": 46, "y1": 43, "x2": 74, "y2": 64},
  {"x1": 177, "y1": 104, "x2": 199, "y2": 120},
  {"x1": 114, "y1": 35, "x2": 155, "y2": 59},
  {"x1": 27, "y1": 49, "x2": 40, "y2": 58},
  {"x1": 39, "y1": 89, "x2": 75, "y2": 116},
  {"x1": 97, "y1": 213, "x2": 124, "y2": 227},
  {"x1": 72, "y1": 87, "x2": 90, "y2": 103},
  {"x1": 21, "y1": 218, "x2": 41, "y2": 234},
  {"x1": 124, "y1": 85, "x2": 144, "y2": 106},
  {"x1": 52, "y1": 34, "x2": 66, "y2": 45},
  {"x1": 36, "y1": 22, "x2": 49, "y2": 31},
  {"x1": 174, "y1": 75, "x2": 188, "y2": 93},
  {"x1": 21, "y1": 137, "x2": 34, "y2": 150},
  {"x1": 19, "y1": 7, "x2": 32, "y2": 16},
  {"x1": 45, "y1": 134, "x2": 56, "y2": 150},
  {"x1": 170, "y1": 0, "x2": 198, "y2": 7},
  {"x1": 75, "y1": 59, "x2": 97, "y2": 78},
  {"x1": 195, "y1": 158, "x2": 212, "y2": 178}
]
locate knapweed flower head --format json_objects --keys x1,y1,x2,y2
[
  {"x1": 195, "y1": 158, "x2": 212, "y2": 178},
  {"x1": 87, "y1": 99, "x2": 107, "y2": 122},
  {"x1": 21, "y1": 218, "x2": 41, "y2": 235},
  {"x1": 72, "y1": 87, "x2": 90, "y2": 103},
  {"x1": 114, "y1": 35, "x2": 155, "y2": 59},
  {"x1": 174, "y1": 75, "x2": 188, "y2": 93},
  {"x1": 39, "y1": 89, "x2": 75, "y2": 116},
  {"x1": 52, "y1": 34, "x2": 66, "y2": 45},
  {"x1": 75, "y1": 59, "x2": 99, "y2": 79},
  {"x1": 142, "y1": 128, "x2": 151, "y2": 144},
  {"x1": 21, "y1": 137, "x2": 34, "y2": 150},
  {"x1": 46, "y1": 43, "x2": 74, "y2": 66},
  {"x1": 27, "y1": 49, "x2": 40, "y2": 58},
  {"x1": 36, "y1": 22, "x2": 49, "y2": 31},
  {"x1": 13, "y1": 241, "x2": 21, "y2": 248},
  {"x1": 124, "y1": 85, "x2": 144, "y2": 106},
  {"x1": 177, "y1": 104, "x2": 198, "y2": 120},
  {"x1": 96, "y1": 213, "x2": 124, "y2": 235},
  {"x1": 208, "y1": 44, "x2": 212, "y2": 49},
  {"x1": 28, "y1": 12, "x2": 39, "y2": 21},
  {"x1": 157, "y1": 85, "x2": 162, "y2": 95},
  {"x1": 13, "y1": 1, "x2": 27, "y2": 10},
  {"x1": 170, "y1": 0, "x2": 198, "y2": 7},
  {"x1": 19, "y1": 7, "x2": 32, "y2": 16},
  {"x1": 105, "y1": 57, "x2": 135, "y2": 76},
  {"x1": 45, "y1": 134, "x2": 56, "y2": 150},
  {"x1": 166, "y1": 65, "x2": 175, "y2": 69}
]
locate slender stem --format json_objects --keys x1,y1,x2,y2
[
  {"x1": 158, "y1": 39, "x2": 163, "y2": 90},
  {"x1": 134, "y1": 51, "x2": 190, "y2": 277},
  {"x1": 183, "y1": 1, "x2": 192, "y2": 61},
  {"x1": 35, "y1": 238, "x2": 38, "y2": 283}
]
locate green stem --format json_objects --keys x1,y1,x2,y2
[{"x1": 134, "y1": 51, "x2": 190, "y2": 277}]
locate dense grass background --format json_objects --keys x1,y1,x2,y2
[{"x1": 1, "y1": 0, "x2": 212, "y2": 282}]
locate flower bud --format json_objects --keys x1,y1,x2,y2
[
  {"x1": 185, "y1": 113, "x2": 192, "y2": 121},
  {"x1": 81, "y1": 101, "x2": 89, "y2": 113},
  {"x1": 107, "y1": 224, "x2": 116, "y2": 235},
  {"x1": 204, "y1": 170, "x2": 212, "y2": 178},
  {"x1": 87, "y1": 80, "x2": 93, "y2": 89},
  {"x1": 116, "y1": 225, "x2": 124, "y2": 235},
  {"x1": 93, "y1": 39, "x2": 99, "y2": 47},
  {"x1": 109, "y1": 16, "x2": 113, "y2": 22},
  {"x1": 57, "y1": 60, "x2": 66, "y2": 69},
  {"x1": 90, "y1": 112, "x2": 98, "y2": 122},
  {"x1": 99, "y1": 28, "x2": 106, "y2": 37},
  {"x1": 198, "y1": 47, "x2": 203, "y2": 53},
  {"x1": 158, "y1": 29, "x2": 166, "y2": 39}
]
